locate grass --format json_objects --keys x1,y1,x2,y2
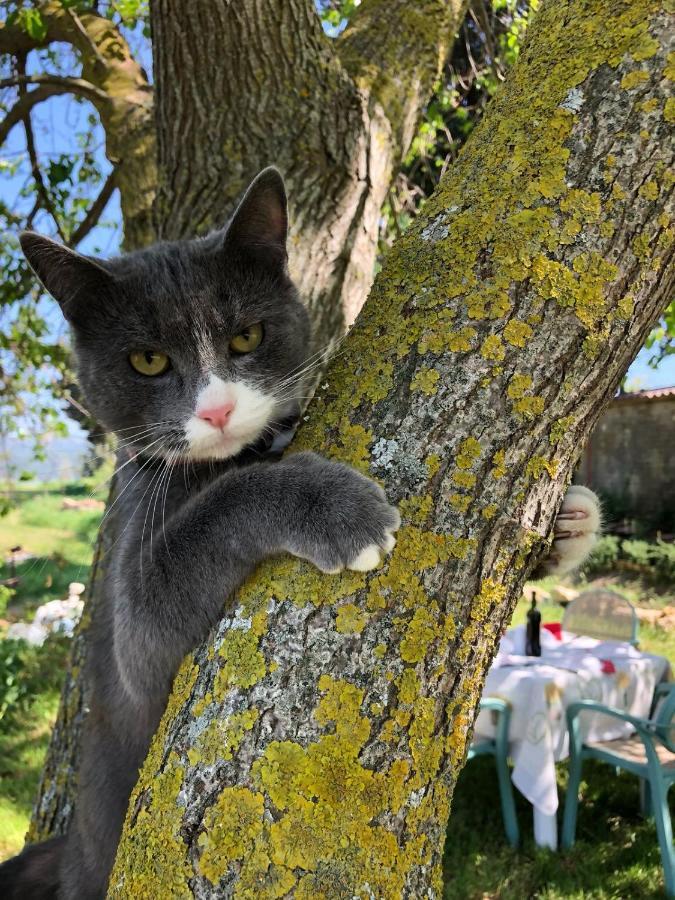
[
  {"x1": 0, "y1": 483, "x2": 673, "y2": 895},
  {"x1": 0, "y1": 488, "x2": 104, "y2": 620},
  {"x1": 444, "y1": 756, "x2": 675, "y2": 899},
  {"x1": 0, "y1": 483, "x2": 103, "y2": 860},
  {"x1": 0, "y1": 691, "x2": 60, "y2": 860}
]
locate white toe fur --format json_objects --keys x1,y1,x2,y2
[
  {"x1": 549, "y1": 532, "x2": 600, "y2": 576},
  {"x1": 381, "y1": 532, "x2": 397, "y2": 553},
  {"x1": 348, "y1": 544, "x2": 382, "y2": 572}
]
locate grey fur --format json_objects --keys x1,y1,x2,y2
[{"x1": 10, "y1": 169, "x2": 399, "y2": 899}]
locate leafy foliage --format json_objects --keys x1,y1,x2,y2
[
  {"x1": 582, "y1": 535, "x2": 675, "y2": 583},
  {"x1": 645, "y1": 298, "x2": 675, "y2": 369},
  {"x1": 0, "y1": 634, "x2": 69, "y2": 728}
]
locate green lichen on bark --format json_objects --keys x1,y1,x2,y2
[{"x1": 109, "y1": 1, "x2": 674, "y2": 896}]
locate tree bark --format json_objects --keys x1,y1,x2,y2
[
  {"x1": 27, "y1": 0, "x2": 468, "y2": 842},
  {"x1": 107, "y1": 1, "x2": 674, "y2": 896},
  {"x1": 150, "y1": 0, "x2": 465, "y2": 343}
]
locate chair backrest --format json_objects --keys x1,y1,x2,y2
[
  {"x1": 655, "y1": 684, "x2": 675, "y2": 754},
  {"x1": 562, "y1": 589, "x2": 638, "y2": 646}
]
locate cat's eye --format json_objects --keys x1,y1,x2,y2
[
  {"x1": 229, "y1": 322, "x2": 264, "y2": 354},
  {"x1": 129, "y1": 350, "x2": 171, "y2": 377}
]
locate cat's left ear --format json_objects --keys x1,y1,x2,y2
[{"x1": 223, "y1": 167, "x2": 288, "y2": 270}]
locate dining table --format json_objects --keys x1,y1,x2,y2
[{"x1": 473, "y1": 623, "x2": 672, "y2": 849}]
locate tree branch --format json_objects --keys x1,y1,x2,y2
[
  {"x1": 68, "y1": 168, "x2": 116, "y2": 247},
  {"x1": 338, "y1": 0, "x2": 469, "y2": 154},
  {"x1": 0, "y1": 74, "x2": 109, "y2": 106},
  {"x1": 0, "y1": 77, "x2": 110, "y2": 146}
]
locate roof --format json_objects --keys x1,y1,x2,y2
[{"x1": 615, "y1": 385, "x2": 675, "y2": 401}]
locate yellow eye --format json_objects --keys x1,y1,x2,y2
[
  {"x1": 230, "y1": 322, "x2": 264, "y2": 354},
  {"x1": 129, "y1": 350, "x2": 171, "y2": 376}
]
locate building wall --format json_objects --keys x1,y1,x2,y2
[{"x1": 576, "y1": 396, "x2": 675, "y2": 528}]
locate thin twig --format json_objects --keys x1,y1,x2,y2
[{"x1": 68, "y1": 169, "x2": 117, "y2": 247}]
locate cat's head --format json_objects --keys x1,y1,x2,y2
[{"x1": 20, "y1": 168, "x2": 312, "y2": 462}]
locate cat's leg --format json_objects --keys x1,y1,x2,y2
[
  {"x1": 535, "y1": 484, "x2": 601, "y2": 577},
  {"x1": 112, "y1": 451, "x2": 400, "y2": 705}
]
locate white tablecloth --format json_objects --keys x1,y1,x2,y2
[{"x1": 475, "y1": 625, "x2": 671, "y2": 818}]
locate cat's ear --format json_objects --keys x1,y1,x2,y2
[
  {"x1": 19, "y1": 231, "x2": 114, "y2": 322},
  {"x1": 223, "y1": 167, "x2": 288, "y2": 270}
]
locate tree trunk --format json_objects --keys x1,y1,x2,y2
[
  {"x1": 150, "y1": 0, "x2": 465, "y2": 342},
  {"x1": 28, "y1": 0, "x2": 468, "y2": 842},
  {"x1": 107, "y1": 1, "x2": 674, "y2": 896}
]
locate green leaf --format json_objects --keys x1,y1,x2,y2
[{"x1": 18, "y1": 8, "x2": 48, "y2": 42}]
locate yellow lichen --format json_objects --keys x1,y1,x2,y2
[
  {"x1": 503, "y1": 319, "x2": 534, "y2": 347},
  {"x1": 411, "y1": 366, "x2": 440, "y2": 395},
  {"x1": 638, "y1": 180, "x2": 659, "y2": 200},
  {"x1": 198, "y1": 788, "x2": 265, "y2": 883},
  {"x1": 335, "y1": 602, "x2": 369, "y2": 634},
  {"x1": 526, "y1": 456, "x2": 559, "y2": 479},
  {"x1": 620, "y1": 69, "x2": 649, "y2": 89},
  {"x1": 480, "y1": 334, "x2": 506, "y2": 361},
  {"x1": 491, "y1": 450, "x2": 507, "y2": 479}
]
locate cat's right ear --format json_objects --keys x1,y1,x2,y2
[
  {"x1": 223, "y1": 167, "x2": 288, "y2": 271},
  {"x1": 19, "y1": 231, "x2": 113, "y2": 323}
]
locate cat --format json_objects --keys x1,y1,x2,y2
[{"x1": 0, "y1": 168, "x2": 600, "y2": 899}]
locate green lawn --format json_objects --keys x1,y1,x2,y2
[
  {"x1": 0, "y1": 486, "x2": 673, "y2": 896},
  {"x1": 0, "y1": 692, "x2": 59, "y2": 860},
  {"x1": 0, "y1": 482, "x2": 104, "y2": 860},
  {"x1": 1, "y1": 485, "x2": 104, "y2": 621}
]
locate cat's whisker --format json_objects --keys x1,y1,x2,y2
[
  {"x1": 139, "y1": 451, "x2": 174, "y2": 578},
  {"x1": 96, "y1": 436, "x2": 169, "y2": 533},
  {"x1": 112, "y1": 420, "x2": 176, "y2": 435},
  {"x1": 161, "y1": 448, "x2": 181, "y2": 560},
  {"x1": 97, "y1": 443, "x2": 171, "y2": 567},
  {"x1": 274, "y1": 334, "x2": 346, "y2": 388},
  {"x1": 91, "y1": 434, "x2": 169, "y2": 508},
  {"x1": 80, "y1": 429, "x2": 170, "y2": 505},
  {"x1": 152, "y1": 445, "x2": 181, "y2": 563}
]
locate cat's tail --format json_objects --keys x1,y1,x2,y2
[{"x1": 0, "y1": 835, "x2": 65, "y2": 899}]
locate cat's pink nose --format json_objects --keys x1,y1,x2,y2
[{"x1": 197, "y1": 402, "x2": 235, "y2": 429}]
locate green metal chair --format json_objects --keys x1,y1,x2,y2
[
  {"x1": 468, "y1": 697, "x2": 519, "y2": 847},
  {"x1": 561, "y1": 588, "x2": 639, "y2": 646},
  {"x1": 562, "y1": 683, "x2": 675, "y2": 896}
]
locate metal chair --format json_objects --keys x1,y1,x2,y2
[
  {"x1": 562, "y1": 589, "x2": 639, "y2": 646},
  {"x1": 468, "y1": 697, "x2": 519, "y2": 847},
  {"x1": 562, "y1": 683, "x2": 675, "y2": 896}
]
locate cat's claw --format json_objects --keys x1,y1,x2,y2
[{"x1": 541, "y1": 485, "x2": 601, "y2": 576}]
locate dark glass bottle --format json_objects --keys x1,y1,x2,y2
[{"x1": 526, "y1": 591, "x2": 541, "y2": 656}]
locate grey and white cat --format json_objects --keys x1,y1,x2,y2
[{"x1": 0, "y1": 168, "x2": 599, "y2": 899}]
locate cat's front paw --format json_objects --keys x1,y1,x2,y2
[
  {"x1": 282, "y1": 453, "x2": 400, "y2": 575},
  {"x1": 540, "y1": 484, "x2": 601, "y2": 576}
]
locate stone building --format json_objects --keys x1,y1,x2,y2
[{"x1": 576, "y1": 386, "x2": 675, "y2": 534}]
